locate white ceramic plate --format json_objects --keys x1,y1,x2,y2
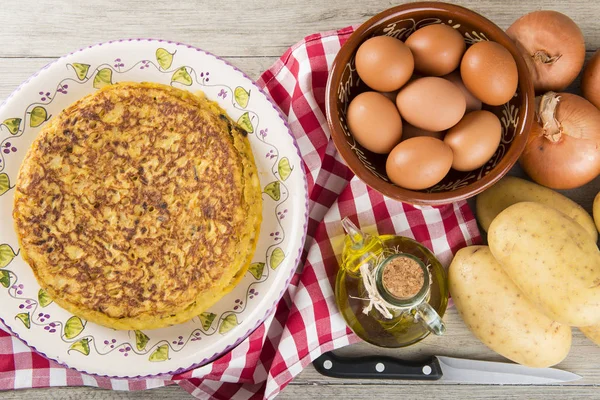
[{"x1": 0, "y1": 39, "x2": 308, "y2": 378}]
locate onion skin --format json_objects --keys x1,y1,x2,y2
[
  {"x1": 507, "y1": 11, "x2": 586, "y2": 93},
  {"x1": 582, "y1": 50, "x2": 600, "y2": 109},
  {"x1": 520, "y1": 92, "x2": 600, "y2": 189}
]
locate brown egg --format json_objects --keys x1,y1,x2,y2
[
  {"x1": 460, "y1": 41, "x2": 518, "y2": 106},
  {"x1": 405, "y1": 24, "x2": 466, "y2": 76},
  {"x1": 444, "y1": 110, "x2": 502, "y2": 171},
  {"x1": 396, "y1": 77, "x2": 466, "y2": 132},
  {"x1": 443, "y1": 70, "x2": 482, "y2": 112},
  {"x1": 401, "y1": 122, "x2": 445, "y2": 141},
  {"x1": 347, "y1": 91, "x2": 403, "y2": 154},
  {"x1": 386, "y1": 137, "x2": 453, "y2": 190},
  {"x1": 355, "y1": 36, "x2": 414, "y2": 92}
]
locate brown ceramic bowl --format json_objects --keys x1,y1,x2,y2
[{"x1": 326, "y1": 2, "x2": 534, "y2": 206}]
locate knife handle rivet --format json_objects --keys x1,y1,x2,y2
[
  {"x1": 375, "y1": 363, "x2": 385, "y2": 372},
  {"x1": 422, "y1": 365, "x2": 432, "y2": 375},
  {"x1": 323, "y1": 360, "x2": 333, "y2": 370}
]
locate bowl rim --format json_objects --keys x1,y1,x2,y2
[{"x1": 326, "y1": 1, "x2": 535, "y2": 206}]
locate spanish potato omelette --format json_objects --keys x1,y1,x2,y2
[{"x1": 13, "y1": 81, "x2": 262, "y2": 330}]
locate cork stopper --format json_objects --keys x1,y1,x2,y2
[{"x1": 381, "y1": 255, "x2": 424, "y2": 299}]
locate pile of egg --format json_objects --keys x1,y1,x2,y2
[{"x1": 347, "y1": 24, "x2": 518, "y2": 190}]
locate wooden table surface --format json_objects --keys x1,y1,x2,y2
[{"x1": 1, "y1": 0, "x2": 599, "y2": 398}]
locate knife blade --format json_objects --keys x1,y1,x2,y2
[{"x1": 313, "y1": 352, "x2": 581, "y2": 384}]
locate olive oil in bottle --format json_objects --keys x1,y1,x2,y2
[{"x1": 335, "y1": 217, "x2": 448, "y2": 348}]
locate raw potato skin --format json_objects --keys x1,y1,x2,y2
[
  {"x1": 580, "y1": 326, "x2": 600, "y2": 346},
  {"x1": 489, "y1": 202, "x2": 600, "y2": 326},
  {"x1": 449, "y1": 246, "x2": 572, "y2": 368},
  {"x1": 476, "y1": 176, "x2": 598, "y2": 242},
  {"x1": 594, "y1": 192, "x2": 600, "y2": 233}
]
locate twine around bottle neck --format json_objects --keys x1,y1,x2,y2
[{"x1": 359, "y1": 254, "x2": 430, "y2": 319}]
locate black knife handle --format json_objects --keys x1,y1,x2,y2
[{"x1": 313, "y1": 351, "x2": 442, "y2": 380}]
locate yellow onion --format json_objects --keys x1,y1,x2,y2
[
  {"x1": 582, "y1": 50, "x2": 600, "y2": 109},
  {"x1": 507, "y1": 11, "x2": 585, "y2": 92},
  {"x1": 520, "y1": 92, "x2": 600, "y2": 189}
]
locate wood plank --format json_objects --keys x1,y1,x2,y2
[
  {"x1": 4, "y1": 382, "x2": 600, "y2": 400},
  {"x1": 0, "y1": 385, "x2": 189, "y2": 400},
  {"x1": 0, "y1": 0, "x2": 598, "y2": 59},
  {"x1": 281, "y1": 384, "x2": 600, "y2": 399}
]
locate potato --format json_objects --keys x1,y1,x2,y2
[
  {"x1": 489, "y1": 202, "x2": 600, "y2": 326},
  {"x1": 449, "y1": 246, "x2": 571, "y2": 367},
  {"x1": 594, "y1": 192, "x2": 600, "y2": 233},
  {"x1": 476, "y1": 176, "x2": 597, "y2": 242}
]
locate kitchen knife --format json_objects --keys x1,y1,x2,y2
[{"x1": 313, "y1": 352, "x2": 581, "y2": 384}]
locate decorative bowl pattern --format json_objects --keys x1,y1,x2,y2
[
  {"x1": 326, "y1": 2, "x2": 535, "y2": 206},
  {"x1": 0, "y1": 39, "x2": 308, "y2": 378}
]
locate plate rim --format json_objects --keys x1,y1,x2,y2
[{"x1": 0, "y1": 37, "x2": 309, "y2": 379}]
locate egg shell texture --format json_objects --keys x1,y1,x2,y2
[
  {"x1": 406, "y1": 24, "x2": 466, "y2": 76},
  {"x1": 355, "y1": 36, "x2": 414, "y2": 92},
  {"x1": 444, "y1": 110, "x2": 502, "y2": 171},
  {"x1": 395, "y1": 77, "x2": 466, "y2": 132},
  {"x1": 460, "y1": 41, "x2": 518, "y2": 106},
  {"x1": 347, "y1": 91, "x2": 403, "y2": 154},
  {"x1": 385, "y1": 136, "x2": 453, "y2": 190}
]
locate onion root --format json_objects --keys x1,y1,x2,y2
[
  {"x1": 537, "y1": 92, "x2": 562, "y2": 143},
  {"x1": 532, "y1": 51, "x2": 561, "y2": 65}
]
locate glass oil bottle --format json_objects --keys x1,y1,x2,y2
[{"x1": 335, "y1": 217, "x2": 448, "y2": 348}]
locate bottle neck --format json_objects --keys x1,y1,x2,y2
[{"x1": 375, "y1": 254, "x2": 430, "y2": 309}]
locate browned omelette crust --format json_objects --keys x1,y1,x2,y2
[{"x1": 13, "y1": 82, "x2": 262, "y2": 330}]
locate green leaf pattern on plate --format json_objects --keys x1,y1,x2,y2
[
  {"x1": 234, "y1": 87, "x2": 250, "y2": 108},
  {"x1": 72, "y1": 63, "x2": 90, "y2": 81},
  {"x1": 16, "y1": 312, "x2": 30, "y2": 329},
  {"x1": 270, "y1": 248, "x2": 285, "y2": 270},
  {"x1": 278, "y1": 157, "x2": 293, "y2": 181},
  {"x1": 248, "y1": 262, "x2": 265, "y2": 280},
  {"x1": 69, "y1": 338, "x2": 90, "y2": 355},
  {"x1": 64, "y1": 316, "x2": 84, "y2": 339},
  {"x1": 199, "y1": 312, "x2": 217, "y2": 331},
  {"x1": 156, "y1": 48, "x2": 175, "y2": 70},
  {"x1": 218, "y1": 314, "x2": 238, "y2": 335},
  {"x1": 30, "y1": 106, "x2": 48, "y2": 128},
  {"x1": 3, "y1": 118, "x2": 21, "y2": 135},
  {"x1": 0, "y1": 173, "x2": 10, "y2": 196},
  {"x1": 0, "y1": 270, "x2": 10, "y2": 288},
  {"x1": 38, "y1": 288, "x2": 53, "y2": 307},
  {"x1": 264, "y1": 181, "x2": 281, "y2": 201},
  {"x1": 171, "y1": 67, "x2": 192, "y2": 86},
  {"x1": 135, "y1": 330, "x2": 150, "y2": 351},
  {"x1": 93, "y1": 68, "x2": 113, "y2": 89},
  {"x1": 149, "y1": 344, "x2": 169, "y2": 362},
  {"x1": 237, "y1": 112, "x2": 254, "y2": 133},
  {"x1": 0, "y1": 244, "x2": 16, "y2": 268}
]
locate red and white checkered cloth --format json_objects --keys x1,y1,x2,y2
[{"x1": 0, "y1": 26, "x2": 481, "y2": 399}]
